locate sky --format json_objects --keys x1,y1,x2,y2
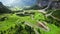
[
  {"x1": 0, "y1": 0, "x2": 37, "y2": 8},
  {"x1": 0, "y1": 0, "x2": 16, "y2": 6}
]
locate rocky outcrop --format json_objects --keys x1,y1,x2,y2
[
  {"x1": 38, "y1": 0, "x2": 60, "y2": 10},
  {"x1": 51, "y1": 1, "x2": 60, "y2": 9}
]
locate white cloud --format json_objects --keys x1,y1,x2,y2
[{"x1": 0, "y1": 0, "x2": 16, "y2": 6}]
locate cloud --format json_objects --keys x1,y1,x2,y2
[
  {"x1": 0, "y1": 0, "x2": 16, "y2": 6},
  {"x1": 0, "y1": 0, "x2": 37, "y2": 8}
]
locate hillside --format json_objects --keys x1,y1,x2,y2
[{"x1": 0, "y1": 10, "x2": 60, "y2": 34}]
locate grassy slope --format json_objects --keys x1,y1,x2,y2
[{"x1": 0, "y1": 10, "x2": 60, "y2": 34}]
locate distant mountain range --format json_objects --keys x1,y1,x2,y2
[{"x1": 0, "y1": 0, "x2": 60, "y2": 11}]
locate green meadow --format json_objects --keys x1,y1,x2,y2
[{"x1": 0, "y1": 10, "x2": 60, "y2": 34}]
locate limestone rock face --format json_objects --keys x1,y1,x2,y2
[
  {"x1": 38, "y1": 0, "x2": 60, "y2": 9},
  {"x1": 51, "y1": 1, "x2": 60, "y2": 9}
]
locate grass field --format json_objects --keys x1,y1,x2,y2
[{"x1": 0, "y1": 10, "x2": 60, "y2": 34}]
